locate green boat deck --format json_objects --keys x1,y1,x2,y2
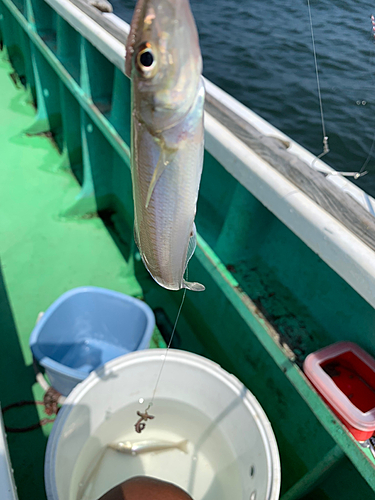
[
  {"x1": 0, "y1": 53, "x2": 151, "y2": 499},
  {"x1": 2, "y1": 0, "x2": 375, "y2": 498}
]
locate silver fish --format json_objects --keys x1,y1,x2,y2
[
  {"x1": 125, "y1": 0, "x2": 205, "y2": 292},
  {"x1": 108, "y1": 439, "x2": 189, "y2": 455}
]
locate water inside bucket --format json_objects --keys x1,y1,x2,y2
[
  {"x1": 59, "y1": 339, "x2": 129, "y2": 373},
  {"x1": 70, "y1": 398, "x2": 242, "y2": 500}
]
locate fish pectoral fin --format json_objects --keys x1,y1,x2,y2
[
  {"x1": 183, "y1": 223, "x2": 205, "y2": 291},
  {"x1": 185, "y1": 222, "x2": 197, "y2": 268},
  {"x1": 145, "y1": 144, "x2": 177, "y2": 209}
]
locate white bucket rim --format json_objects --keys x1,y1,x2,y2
[{"x1": 45, "y1": 349, "x2": 281, "y2": 500}]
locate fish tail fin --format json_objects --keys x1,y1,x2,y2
[
  {"x1": 183, "y1": 280, "x2": 205, "y2": 292},
  {"x1": 177, "y1": 439, "x2": 189, "y2": 454}
]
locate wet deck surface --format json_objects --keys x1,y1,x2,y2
[{"x1": 0, "y1": 53, "x2": 146, "y2": 500}]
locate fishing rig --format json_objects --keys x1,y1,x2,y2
[{"x1": 307, "y1": 0, "x2": 371, "y2": 180}]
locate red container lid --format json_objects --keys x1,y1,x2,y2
[{"x1": 304, "y1": 342, "x2": 375, "y2": 432}]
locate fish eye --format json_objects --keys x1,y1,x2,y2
[
  {"x1": 136, "y1": 44, "x2": 156, "y2": 78},
  {"x1": 139, "y1": 50, "x2": 153, "y2": 67}
]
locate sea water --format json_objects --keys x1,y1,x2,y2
[
  {"x1": 112, "y1": 0, "x2": 375, "y2": 197},
  {"x1": 70, "y1": 398, "x2": 242, "y2": 500}
]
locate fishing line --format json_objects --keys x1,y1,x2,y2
[
  {"x1": 139, "y1": 268, "x2": 189, "y2": 426},
  {"x1": 307, "y1": 2, "x2": 370, "y2": 180},
  {"x1": 358, "y1": 129, "x2": 375, "y2": 177},
  {"x1": 135, "y1": 283, "x2": 187, "y2": 432},
  {"x1": 356, "y1": 16, "x2": 375, "y2": 177},
  {"x1": 307, "y1": 0, "x2": 330, "y2": 165},
  {"x1": 148, "y1": 286, "x2": 187, "y2": 408}
]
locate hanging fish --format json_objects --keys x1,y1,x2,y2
[
  {"x1": 125, "y1": 0, "x2": 205, "y2": 292},
  {"x1": 108, "y1": 438, "x2": 189, "y2": 455}
]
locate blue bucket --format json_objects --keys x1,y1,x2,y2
[{"x1": 29, "y1": 287, "x2": 155, "y2": 396}]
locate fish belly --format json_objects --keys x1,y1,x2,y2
[{"x1": 131, "y1": 82, "x2": 204, "y2": 291}]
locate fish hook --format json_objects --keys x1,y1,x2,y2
[{"x1": 134, "y1": 408, "x2": 155, "y2": 433}]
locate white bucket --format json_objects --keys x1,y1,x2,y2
[{"x1": 45, "y1": 350, "x2": 281, "y2": 500}]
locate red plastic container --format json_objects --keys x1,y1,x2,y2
[{"x1": 304, "y1": 342, "x2": 375, "y2": 441}]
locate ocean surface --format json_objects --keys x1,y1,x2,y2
[{"x1": 112, "y1": 0, "x2": 375, "y2": 197}]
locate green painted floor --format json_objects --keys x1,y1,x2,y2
[{"x1": 0, "y1": 53, "x2": 156, "y2": 499}]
